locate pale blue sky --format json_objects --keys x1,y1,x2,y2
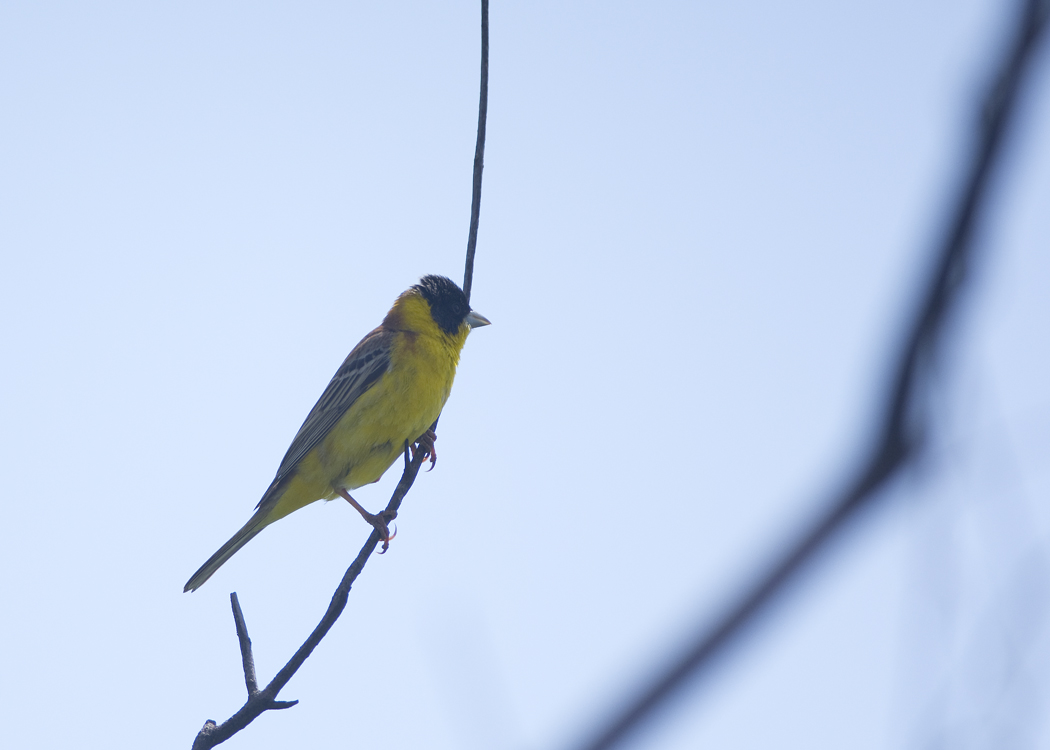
[{"x1": 1, "y1": 2, "x2": 1048, "y2": 749}]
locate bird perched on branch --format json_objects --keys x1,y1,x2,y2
[{"x1": 184, "y1": 275, "x2": 490, "y2": 592}]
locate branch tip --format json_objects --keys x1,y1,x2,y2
[{"x1": 230, "y1": 592, "x2": 259, "y2": 696}]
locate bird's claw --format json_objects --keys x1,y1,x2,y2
[
  {"x1": 338, "y1": 488, "x2": 398, "y2": 552},
  {"x1": 369, "y1": 509, "x2": 398, "y2": 553},
  {"x1": 377, "y1": 521, "x2": 398, "y2": 554},
  {"x1": 411, "y1": 428, "x2": 438, "y2": 471}
]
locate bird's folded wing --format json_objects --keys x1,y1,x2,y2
[{"x1": 263, "y1": 328, "x2": 392, "y2": 498}]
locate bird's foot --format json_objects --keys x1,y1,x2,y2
[
  {"x1": 337, "y1": 488, "x2": 398, "y2": 553},
  {"x1": 371, "y1": 513, "x2": 397, "y2": 553},
  {"x1": 411, "y1": 428, "x2": 438, "y2": 471}
]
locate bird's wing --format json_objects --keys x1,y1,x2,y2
[{"x1": 265, "y1": 327, "x2": 392, "y2": 495}]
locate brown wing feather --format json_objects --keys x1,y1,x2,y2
[{"x1": 258, "y1": 327, "x2": 392, "y2": 505}]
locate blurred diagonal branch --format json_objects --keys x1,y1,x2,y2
[
  {"x1": 570, "y1": 2, "x2": 1050, "y2": 749},
  {"x1": 190, "y1": 1, "x2": 491, "y2": 747}
]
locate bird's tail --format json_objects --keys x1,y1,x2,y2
[{"x1": 183, "y1": 509, "x2": 273, "y2": 593}]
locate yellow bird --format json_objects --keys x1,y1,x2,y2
[{"x1": 184, "y1": 275, "x2": 490, "y2": 592}]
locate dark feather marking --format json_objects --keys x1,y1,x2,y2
[
  {"x1": 413, "y1": 275, "x2": 471, "y2": 336},
  {"x1": 369, "y1": 441, "x2": 392, "y2": 455}
]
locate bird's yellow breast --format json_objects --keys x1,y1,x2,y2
[
  {"x1": 266, "y1": 293, "x2": 469, "y2": 521},
  {"x1": 320, "y1": 326, "x2": 459, "y2": 490}
]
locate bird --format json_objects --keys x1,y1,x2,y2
[{"x1": 184, "y1": 274, "x2": 490, "y2": 592}]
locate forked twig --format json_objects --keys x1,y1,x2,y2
[{"x1": 191, "y1": 447, "x2": 429, "y2": 750}]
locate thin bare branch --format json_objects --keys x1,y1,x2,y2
[
  {"x1": 230, "y1": 593, "x2": 258, "y2": 697},
  {"x1": 569, "y1": 2, "x2": 1050, "y2": 749},
  {"x1": 463, "y1": 0, "x2": 489, "y2": 305},
  {"x1": 191, "y1": 446, "x2": 429, "y2": 750}
]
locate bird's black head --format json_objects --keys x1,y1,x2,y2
[{"x1": 413, "y1": 275, "x2": 471, "y2": 335}]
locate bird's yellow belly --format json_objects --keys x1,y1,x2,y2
[
  {"x1": 327, "y1": 377, "x2": 448, "y2": 489},
  {"x1": 264, "y1": 336, "x2": 458, "y2": 523},
  {"x1": 320, "y1": 347, "x2": 453, "y2": 489}
]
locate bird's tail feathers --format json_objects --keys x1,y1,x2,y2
[{"x1": 183, "y1": 510, "x2": 273, "y2": 593}]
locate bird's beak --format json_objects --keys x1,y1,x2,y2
[{"x1": 465, "y1": 310, "x2": 491, "y2": 329}]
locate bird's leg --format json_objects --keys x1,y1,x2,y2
[
  {"x1": 411, "y1": 428, "x2": 438, "y2": 471},
  {"x1": 336, "y1": 488, "x2": 397, "y2": 553}
]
